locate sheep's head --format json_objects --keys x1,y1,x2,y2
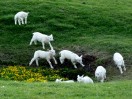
[
  {"x1": 77, "y1": 75, "x2": 84, "y2": 82},
  {"x1": 49, "y1": 49, "x2": 56, "y2": 56},
  {"x1": 49, "y1": 34, "x2": 54, "y2": 41},
  {"x1": 55, "y1": 79, "x2": 62, "y2": 83},
  {"x1": 95, "y1": 73, "x2": 101, "y2": 80},
  {"x1": 76, "y1": 55, "x2": 83, "y2": 64},
  {"x1": 26, "y1": 12, "x2": 29, "y2": 16}
]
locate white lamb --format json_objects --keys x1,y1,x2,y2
[
  {"x1": 14, "y1": 11, "x2": 29, "y2": 25},
  {"x1": 113, "y1": 52, "x2": 126, "y2": 74},
  {"x1": 29, "y1": 49, "x2": 57, "y2": 69},
  {"x1": 29, "y1": 32, "x2": 54, "y2": 49},
  {"x1": 77, "y1": 75, "x2": 94, "y2": 83},
  {"x1": 95, "y1": 66, "x2": 106, "y2": 83},
  {"x1": 55, "y1": 79, "x2": 62, "y2": 83},
  {"x1": 59, "y1": 50, "x2": 85, "y2": 68},
  {"x1": 55, "y1": 79, "x2": 74, "y2": 83}
]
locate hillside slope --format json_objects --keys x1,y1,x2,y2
[{"x1": 0, "y1": 0, "x2": 132, "y2": 80}]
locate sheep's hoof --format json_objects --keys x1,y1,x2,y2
[
  {"x1": 120, "y1": 71, "x2": 123, "y2": 74},
  {"x1": 82, "y1": 65, "x2": 85, "y2": 67},
  {"x1": 50, "y1": 66, "x2": 54, "y2": 69}
]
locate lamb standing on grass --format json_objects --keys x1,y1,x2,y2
[
  {"x1": 29, "y1": 49, "x2": 57, "y2": 69},
  {"x1": 113, "y1": 52, "x2": 126, "y2": 74},
  {"x1": 14, "y1": 11, "x2": 29, "y2": 25},
  {"x1": 55, "y1": 79, "x2": 74, "y2": 83},
  {"x1": 59, "y1": 50, "x2": 85, "y2": 68},
  {"x1": 95, "y1": 66, "x2": 106, "y2": 83},
  {"x1": 29, "y1": 32, "x2": 54, "y2": 49},
  {"x1": 77, "y1": 75, "x2": 94, "y2": 83}
]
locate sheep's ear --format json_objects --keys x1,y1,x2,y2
[
  {"x1": 80, "y1": 55, "x2": 83, "y2": 58},
  {"x1": 50, "y1": 34, "x2": 53, "y2": 37},
  {"x1": 82, "y1": 75, "x2": 84, "y2": 77},
  {"x1": 77, "y1": 75, "x2": 80, "y2": 78}
]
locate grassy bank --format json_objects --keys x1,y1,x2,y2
[
  {"x1": 0, "y1": 80, "x2": 132, "y2": 99},
  {"x1": 0, "y1": 0, "x2": 132, "y2": 65},
  {"x1": 0, "y1": 0, "x2": 132, "y2": 82}
]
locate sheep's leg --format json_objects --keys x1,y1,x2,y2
[
  {"x1": 21, "y1": 18, "x2": 24, "y2": 24},
  {"x1": 29, "y1": 38, "x2": 34, "y2": 45},
  {"x1": 18, "y1": 19, "x2": 21, "y2": 25},
  {"x1": 59, "y1": 57, "x2": 64, "y2": 64},
  {"x1": 48, "y1": 42, "x2": 53, "y2": 50},
  {"x1": 118, "y1": 66, "x2": 123, "y2": 74},
  {"x1": 25, "y1": 17, "x2": 27, "y2": 24},
  {"x1": 122, "y1": 62, "x2": 126, "y2": 71},
  {"x1": 47, "y1": 59, "x2": 54, "y2": 69},
  {"x1": 15, "y1": 18, "x2": 17, "y2": 25},
  {"x1": 72, "y1": 62, "x2": 77, "y2": 69},
  {"x1": 35, "y1": 58, "x2": 39, "y2": 66},
  {"x1": 100, "y1": 79, "x2": 104, "y2": 83},
  {"x1": 104, "y1": 73, "x2": 106, "y2": 79},
  {"x1": 123, "y1": 66, "x2": 126, "y2": 71},
  {"x1": 80, "y1": 63, "x2": 85, "y2": 67},
  {"x1": 29, "y1": 58, "x2": 36, "y2": 66},
  {"x1": 53, "y1": 57, "x2": 57, "y2": 64},
  {"x1": 42, "y1": 42, "x2": 45, "y2": 49},
  {"x1": 34, "y1": 40, "x2": 37, "y2": 45}
]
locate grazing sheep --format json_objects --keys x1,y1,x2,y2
[
  {"x1": 29, "y1": 32, "x2": 54, "y2": 49},
  {"x1": 29, "y1": 49, "x2": 57, "y2": 69},
  {"x1": 14, "y1": 11, "x2": 29, "y2": 25},
  {"x1": 77, "y1": 75, "x2": 94, "y2": 83},
  {"x1": 95, "y1": 66, "x2": 106, "y2": 83},
  {"x1": 113, "y1": 52, "x2": 126, "y2": 74},
  {"x1": 59, "y1": 50, "x2": 85, "y2": 68},
  {"x1": 55, "y1": 79, "x2": 74, "y2": 83}
]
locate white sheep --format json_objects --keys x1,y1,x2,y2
[
  {"x1": 113, "y1": 52, "x2": 126, "y2": 74},
  {"x1": 95, "y1": 66, "x2": 106, "y2": 83},
  {"x1": 59, "y1": 50, "x2": 85, "y2": 68},
  {"x1": 14, "y1": 11, "x2": 29, "y2": 25},
  {"x1": 77, "y1": 75, "x2": 94, "y2": 83},
  {"x1": 55, "y1": 79, "x2": 74, "y2": 83},
  {"x1": 29, "y1": 49, "x2": 57, "y2": 69},
  {"x1": 55, "y1": 79, "x2": 62, "y2": 83},
  {"x1": 29, "y1": 32, "x2": 54, "y2": 49}
]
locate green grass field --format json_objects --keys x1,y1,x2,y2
[
  {"x1": 0, "y1": 80, "x2": 132, "y2": 99},
  {"x1": 0, "y1": 0, "x2": 132, "y2": 98}
]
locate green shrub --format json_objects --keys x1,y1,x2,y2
[
  {"x1": 31, "y1": 67, "x2": 93, "y2": 81},
  {"x1": 30, "y1": 68, "x2": 68, "y2": 81},
  {"x1": 0, "y1": 66, "x2": 93, "y2": 82},
  {"x1": 0, "y1": 66, "x2": 47, "y2": 82}
]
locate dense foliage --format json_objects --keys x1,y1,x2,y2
[{"x1": 0, "y1": 66, "x2": 95, "y2": 82}]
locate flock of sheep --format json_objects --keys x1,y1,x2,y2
[{"x1": 14, "y1": 11, "x2": 126, "y2": 83}]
